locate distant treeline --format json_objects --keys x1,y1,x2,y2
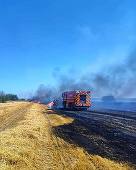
[{"x1": 0, "y1": 91, "x2": 19, "y2": 103}]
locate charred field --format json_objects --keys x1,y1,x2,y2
[{"x1": 53, "y1": 109, "x2": 136, "y2": 166}]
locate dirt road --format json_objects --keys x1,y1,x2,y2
[
  {"x1": 0, "y1": 102, "x2": 32, "y2": 131},
  {"x1": 0, "y1": 102, "x2": 135, "y2": 170}
]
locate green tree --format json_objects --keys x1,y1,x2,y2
[{"x1": 0, "y1": 91, "x2": 19, "y2": 103}]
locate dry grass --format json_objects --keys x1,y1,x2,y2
[
  {"x1": 0, "y1": 102, "x2": 135, "y2": 170},
  {"x1": 0, "y1": 103, "x2": 52, "y2": 169}
]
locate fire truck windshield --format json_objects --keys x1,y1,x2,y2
[{"x1": 80, "y1": 95, "x2": 86, "y2": 103}]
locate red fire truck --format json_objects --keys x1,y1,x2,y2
[{"x1": 62, "y1": 91, "x2": 91, "y2": 110}]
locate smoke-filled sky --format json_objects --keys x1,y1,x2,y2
[{"x1": 0, "y1": 0, "x2": 136, "y2": 98}]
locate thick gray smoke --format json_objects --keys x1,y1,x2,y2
[
  {"x1": 32, "y1": 85, "x2": 57, "y2": 104},
  {"x1": 93, "y1": 50, "x2": 136, "y2": 97},
  {"x1": 86, "y1": 50, "x2": 135, "y2": 97},
  {"x1": 33, "y1": 50, "x2": 136, "y2": 103}
]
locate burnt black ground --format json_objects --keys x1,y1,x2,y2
[{"x1": 51, "y1": 110, "x2": 136, "y2": 165}]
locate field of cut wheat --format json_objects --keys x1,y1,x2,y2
[{"x1": 0, "y1": 102, "x2": 135, "y2": 170}]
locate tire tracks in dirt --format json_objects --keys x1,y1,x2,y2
[{"x1": 0, "y1": 103, "x2": 32, "y2": 132}]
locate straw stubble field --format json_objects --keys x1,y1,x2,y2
[{"x1": 0, "y1": 102, "x2": 135, "y2": 170}]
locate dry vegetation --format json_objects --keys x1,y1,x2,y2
[{"x1": 0, "y1": 102, "x2": 135, "y2": 170}]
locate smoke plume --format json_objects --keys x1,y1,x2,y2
[{"x1": 33, "y1": 50, "x2": 136, "y2": 103}]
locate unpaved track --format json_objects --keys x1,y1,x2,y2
[
  {"x1": 0, "y1": 102, "x2": 135, "y2": 170},
  {"x1": 0, "y1": 102, "x2": 32, "y2": 132}
]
